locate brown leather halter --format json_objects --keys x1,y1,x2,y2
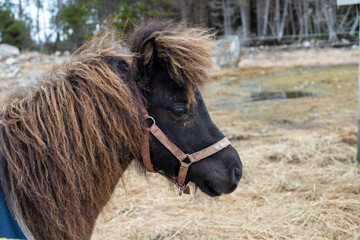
[{"x1": 134, "y1": 83, "x2": 231, "y2": 195}]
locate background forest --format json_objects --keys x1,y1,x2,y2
[{"x1": 0, "y1": 0, "x2": 358, "y2": 52}]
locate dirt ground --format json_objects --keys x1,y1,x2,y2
[{"x1": 0, "y1": 47, "x2": 359, "y2": 239}]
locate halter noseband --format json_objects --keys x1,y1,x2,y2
[{"x1": 134, "y1": 84, "x2": 231, "y2": 195}]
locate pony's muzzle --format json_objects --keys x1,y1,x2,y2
[{"x1": 224, "y1": 163, "x2": 242, "y2": 194}]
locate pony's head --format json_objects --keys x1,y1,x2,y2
[{"x1": 129, "y1": 20, "x2": 242, "y2": 196}]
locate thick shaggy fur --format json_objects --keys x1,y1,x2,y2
[
  {"x1": 0, "y1": 31, "x2": 143, "y2": 240},
  {"x1": 0, "y1": 20, "x2": 215, "y2": 240}
]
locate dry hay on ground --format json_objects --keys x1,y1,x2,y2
[{"x1": 92, "y1": 128, "x2": 359, "y2": 240}]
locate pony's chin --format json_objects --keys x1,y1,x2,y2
[
  {"x1": 196, "y1": 180, "x2": 223, "y2": 197},
  {"x1": 195, "y1": 179, "x2": 239, "y2": 197}
]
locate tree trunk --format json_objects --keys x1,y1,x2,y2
[
  {"x1": 18, "y1": 0, "x2": 23, "y2": 20},
  {"x1": 222, "y1": 0, "x2": 232, "y2": 35},
  {"x1": 322, "y1": 0, "x2": 338, "y2": 42},
  {"x1": 256, "y1": 0, "x2": 264, "y2": 36},
  {"x1": 277, "y1": 0, "x2": 289, "y2": 41},
  {"x1": 338, "y1": 6, "x2": 353, "y2": 33},
  {"x1": 303, "y1": 0, "x2": 311, "y2": 37},
  {"x1": 275, "y1": 0, "x2": 280, "y2": 35},
  {"x1": 35, "y1": 0, "x2": 42, "y2": 44},
  {"x1": 239, "y1": 0, "x2": 250, "y2": 40},
  {"x1": 296, "y1": 0, "x2": 304, "y2": 37},
  {"x1": 197, "y1": 0, "x2": 207, "y2": 25},
  {"x1": 314, "y1": 0, "x2": 321, "y2": 35},
  {"x1": 261, "y1": 0, "x2": 270, "y2": 38},
  {"x1": 181, "y1": 0, "x2": 187, "y2": 21},
  {"x1": 57, "y1": 0, "x2": 63, "y2": 10},
  {"x1": 350, "y1": 7, "x2": 359, "y2": 35},
  {"x1": 180, "y1": 0, "x2": 192, "y2": 22},
  {"x1": 288, "y1": 0, "x2": 297, "y2": 36}
]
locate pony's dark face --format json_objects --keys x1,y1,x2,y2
[
  {"x1": 143, "y1": 64, "x2": 242, "y2": 197},
  {"x1": 131, "y1": 30, "x2": 242, "y2": 196}
]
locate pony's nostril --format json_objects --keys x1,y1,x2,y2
[{"x1": 232, "y1": 167, "x2": 242, "y2": 183}]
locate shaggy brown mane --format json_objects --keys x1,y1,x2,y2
[
  {"x1": 0, "y1": 20, "x2": 216, "y2": 240},
  {"x1": 0, "y1": 31, "x2": 142, "y2": 240},
  {"x1": 129, "y1": 19, "x2": 216, "y2": 102}
]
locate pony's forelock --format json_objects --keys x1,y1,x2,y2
[{"x1": 129, "y1": 20, "x2": 216, "y2": 103}]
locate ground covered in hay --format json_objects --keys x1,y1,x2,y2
[
  {"x1": 91, "y1": 63, "x2": 360, "y2": 240},
  {"x1": 0, "y1": 48, "x2": 359, "y2": 239}
]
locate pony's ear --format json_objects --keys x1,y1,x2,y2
[{"x1": 138, "y1": 36, "x2": 156, "y2": 79}]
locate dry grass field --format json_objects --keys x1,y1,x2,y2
[{"x1": 0, "y1": 48, "x2": 359, "y2": 239}]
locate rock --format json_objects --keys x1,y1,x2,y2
[
  {"x1": 259, "y1": 129, "x2": 268, "y2": 134},
  {"x1": 302, "y1": 41, "x2": 311, "y2": 48},
  {"x1": 55, "y1": 51, "x2": 62, "y2": 56},
  {"x1": 5, "y1": 67, "x2": 21, "y2": 78},
  {"x1": 21, "y1": 76, "x2": 33, "y2": 85},
  {"x1": 16, "y1": 52, "x2": 41, "y2": 63},
  {"x1": 0, "y1": 44, "x2": 20, "y2": 58},
  {"x1": 63, "y1": 51, "x2": 70, "y2": 56},
  {"x1": 341, "y1": 38, "x2": 350, "y2": 44},
  {"x1": 5, "y1": 57, "x2": 17, "y2": 65}
]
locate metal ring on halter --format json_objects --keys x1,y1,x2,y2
[
  {"x1": 178, "y1": 186, "x2": 183, "y2": 196},
  {"x1": 177, "y1": 183, "x2": 185, "y2": 196},
  {"x1": 145, "y1": 115, "x2": 156, "y2": 127}
]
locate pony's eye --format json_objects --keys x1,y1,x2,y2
[{"x1": 171, "y1": 106, "x2": 187, "y2": 117}]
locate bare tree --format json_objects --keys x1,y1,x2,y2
[
  {"x1": 314, "y1": 0, "x2": 321, "y2": 35},
  {"x1": 180, "y1": 0, "x2": 192, "y2": 21},
  {"x1": 350, "y1": 7, "x2": 359, "y2": 35},
  {"x1": 35, "y1": 0, "x2": 42, "y2": 43},
  {"x1": 197, "y1": 0, "x2": 208, "y2": 25},
  {"x1": 303, "y1": 0, "x2": 311, "y2": 37},
  {"x1": 288, "y1": 0, "x2": 297, "y2": 36},
  {"x1": 275, "y1": 0, "x2": 289, "y2": 40},
  {"x1": 262, "y1": 0, "x2": 270, "y2": 38},
  {"x1": 338, "y1": 6, "x2": 353, "y2": 33},
  {"x1": 239, "y1": 0, "x2": 250, "y2": 40},
  {"x1": 295, "y1": 0, "x2": 304, "y2": 37},
  {"x1": 256, "y1": 0, "x2": 264, "y2": 36},
  {"x1": 18, "y1": 0, "x2": 23, "y2": 20},
  {"x1": 222, "y1": 0, "x2": 232, "y2": 35},
  {"x1": 322, "y1": 0, "x2": 338, "y2": 41},
  {"x1": 209, "y1": 0, "x2": 238, "y2": 35},
  {"x1": 256, "y1": 0, "x2": 270, "y2": 38}
]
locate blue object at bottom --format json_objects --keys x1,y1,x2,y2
[{"x1": 0, "y1": 186, "x2": 26, "y2": 239}]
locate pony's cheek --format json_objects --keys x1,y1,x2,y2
[{"x1": 149, "y1": 141, "x2": 180, "y2": 176}]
